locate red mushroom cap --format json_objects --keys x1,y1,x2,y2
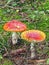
[
  {"x1": 3, "y1": 20, "x2": 27, "y2": 32},
  {"x1": 21, "y1": 30, "x2": 46, "y2": 42}
]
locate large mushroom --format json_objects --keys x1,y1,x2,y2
[
  {"x1": 3, "y1": 20, "x2": 27, "y2": 45},
  {"x1": 21, "y1": 30, "x2": 46, "y2": 59}
]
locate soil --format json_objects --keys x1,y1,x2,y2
[{"x1": 3, "y1": 41, "x2": 49, "y2": 65}]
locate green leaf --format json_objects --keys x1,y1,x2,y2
[
  {"x1": 0, "y1": 55, "x2": 3, "y2": 60},
  {"x1": 12, "y1": 2, "x2": 17, "y2": 6},
  {"x1": 46, "y1": 58, "x2": 49, "y2": 64},
  {"x1": 6, "y1": 0, "x2": 12, "y2": 4}
]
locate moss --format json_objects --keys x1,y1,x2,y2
[{"x1": 0, "y1": 59, "x2": 13, "y2": 65}]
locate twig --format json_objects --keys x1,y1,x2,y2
[
  {"x1": 3, "y1": 48, "x2": 26, "y2": 57},
  {"x1": 3, "y1": 0, "x2": 12, "y2": 8}
]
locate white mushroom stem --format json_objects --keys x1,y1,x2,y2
[
  {"x1": 12, "y1": 32, "x2": 18, "y2": 45},
  {"x1": 30, "y1": 41, "x2": 36, "y2": 59}
]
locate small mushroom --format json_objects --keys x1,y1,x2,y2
[
  {"x1": 21, "y1": 30, "x2": 46, "y2": 59},
  {"x1": 3, "y1": 20, "x2": 27, "y2": 45}
]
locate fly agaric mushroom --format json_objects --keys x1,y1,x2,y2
[
  {"x1": 21, "y1": 30, "x2": 46, "y2": 59},
  {"x1": 3, "y1": 20, "x2": 27, "y2": 45}
]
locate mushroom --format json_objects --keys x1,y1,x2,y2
[
  {"x1": 3, "y1": 20, "x2": 27, "y2": 45},
  {"x1": 21, "y1": 30, "x2": 46, "y2": 59}
]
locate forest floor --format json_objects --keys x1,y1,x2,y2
[{"x1": 0, "y1": 0, "x2": 49, "y2": 65}]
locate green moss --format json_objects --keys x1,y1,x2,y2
[
  {"x1": 3, "y1": 60, "x2": 13, "y2": 65},
  {"x1": 0, "y1": 59, "x2": 13, "y2": 65}
]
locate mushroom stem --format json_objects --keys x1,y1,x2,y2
[
  {"x1": 30, "y1": 41, "x2": 36, "y2": 59},
  {"x1": 12, "y1": 32, "x2": 18, "y2": 45}
]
